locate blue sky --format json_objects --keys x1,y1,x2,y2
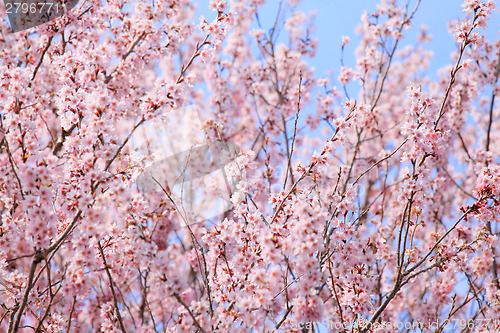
[
  {"x1": 300, "y1": 0, "x2": 499, "y2": 79},
  {"x1": 197, "y1": 0, "x2": 499, "y2": 81}
]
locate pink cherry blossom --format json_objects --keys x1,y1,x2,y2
[{"x1": 0, "y1": 0, "x2": 499, "y2": 332}]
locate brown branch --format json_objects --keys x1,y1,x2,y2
[
  {"x1": 360, "y1": 205, "x2": 474, "y2": 333},
  {"x1": 30, "y1": 36, "x2": 53, "y2": 85},
  {"x1": 46, "y1": 209, "x2": 82, "y2": 254},
  {"x1": 105, "y1": 32, "x2": 147, "y2": 84},
  {"x1": 2, "y1": 136, "x2": 25, "y2": 201},
  {"x1": 403, "y1": 207, "x2": 472, "y2": 277},
  {"x1": 175, "y1": 34, "x2": 210, "y2": 84},
  {"x1": 485, "y1": 51, "x2": 500, "y2": 153},
  {"x1": 172, "y1": 293, "x2": 205, "y2": 333},
  {"x1": 328, "y1": 262, "x2": 345, "y2": 328},
  {"x1": 270, "y1": 121, "x2": 346, "y2": 224},
  {"x1": 351, "y1": 138, "x2": 408, "y2": 187},
  {"x1": 137, "y1": 269, "x2": 158, "y2": 331},
  {"x1": 271, "y1": 274, "x2": 303, "y2": 300},
  {"x1": 440, "y1": 166, "x2": 476, "y2": 199},
  {"x1": 485, "y1": 50, "x2": 500, "y2": 290},
  {"x1": 283, "y1": 74, "x2": 302, "y2": 190},
  {"x1": 152, "y1": 177, "x2": 214, "y2": 316},
  {"x1": 271, "y1": 305, "x2": 293, "y2": 332},
  {"x1": 9, "y1": 251, "x2": 44, "y2": 333},
  {"x1": 433, "y1": 11, "x2": 480, "y2": 130},
  {"x1": 97, "y1": 241, "x2": 127, "y2": 333},
  {"x1": 52, "y1": 124, "x2": 77, "y2": 155},
  {"x1": 34, "y1": 271, "x2": 64, "y2": 332},
  {"x1": 103, "y1": 117, "x2": 145, "y2": 172},
  {"x1": 66, "y1": 296, "x2": 77, "y2": 333}
]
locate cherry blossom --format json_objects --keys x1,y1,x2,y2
[{"x1": 0, "y1": 0, "x2": 499, "y2": 332}]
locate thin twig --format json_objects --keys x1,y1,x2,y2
[
  {"x1": 30, "y1": 36, "x2": 53, "y2": 84},
  {"x1": 271, "y1": 305, "x2": 293, "y2": 332},
  {"x1": 283, "y1": 74, "x2": 302, "y2": 189},
  {"x1": 97, "y1": 241, "x2": 127, "y2": 333},
  {"x1": 175, "y1": 35, "x2": 210, "y2": 84},
  {"x1": 105, "y1": 32, "x2": 147, "y2": 84},
  {"x1": 172, "y1": 293, "x2": 206, "y2": 333}
]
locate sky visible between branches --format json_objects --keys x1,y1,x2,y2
[{"x1": 196, "y1": 0, "x2": 500, "y2": 81}]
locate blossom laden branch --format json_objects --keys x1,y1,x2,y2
[{"x1": 97, "y1": 241, "x2": 127, "y2": 333}]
